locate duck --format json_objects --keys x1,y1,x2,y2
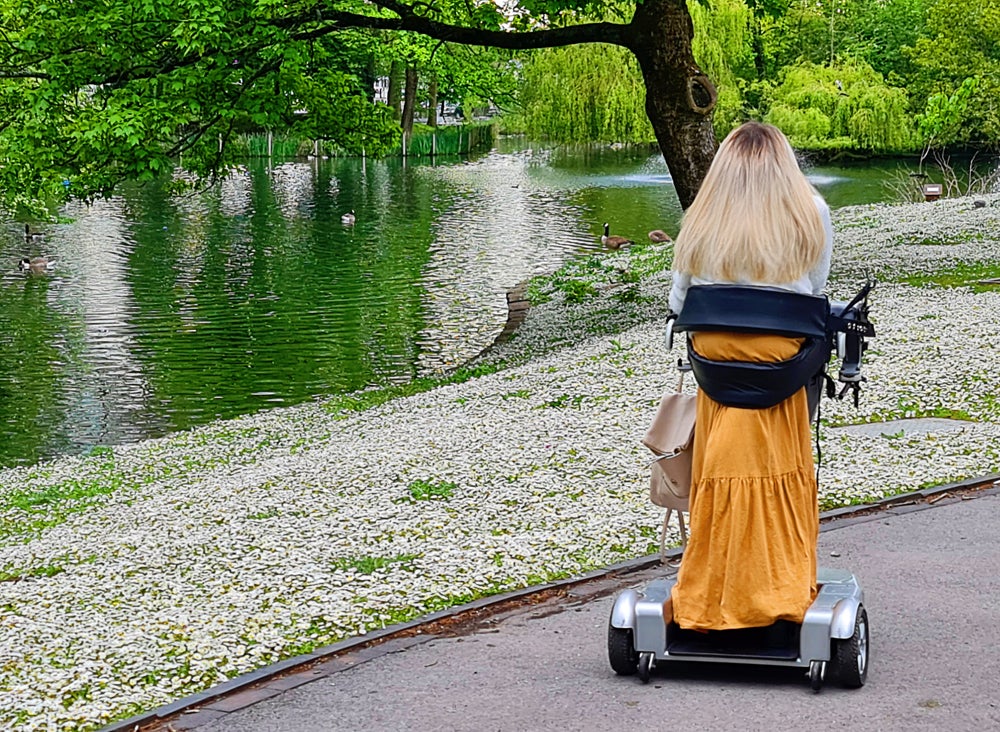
[
  {"x1": 341, "y1": 210, "x2": 356, "y2": 225},
  {"x1": 24, "y1": 223, "x2": 45, "y2": 244},
  {"x1": 19, "y1": 256, "x2": 54, "y2": 274},
  {"x1": 648, "y1": 229, "x2": 673, "y2": 243},
  {"x1": 601, "y1": 222, "x2": 633, "y2": 250}
]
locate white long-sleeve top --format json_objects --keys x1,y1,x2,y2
[{"x1": 668, "y1": 194, "x2": 833, "y2": 315}]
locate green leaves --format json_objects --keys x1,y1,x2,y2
[
  {"x1": 763, "y1": 59, "x2": 915, "y2": 153},
  {"x1": 915, "y1": 77, "x2": 978, "y2": 148},
  {"x1": 514, "y1": 43, "x2": 653, "y2": 144},
  {"x1": 0, "y1": 0, "x2": 404, "y2": 209}
]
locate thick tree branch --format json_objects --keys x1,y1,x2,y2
[
  {"x1": 1, "y1": 6, "x2": 635, "y2": 87},
  {"x1": 0, "y1": 70, "x2": 50, "y2": 79},
  {"x1": 271, "y1": 9, "x2": 633, "y2": 50}
]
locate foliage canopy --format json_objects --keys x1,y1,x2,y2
[
  {"x1": 3, "y1": 0, "x2": 999, "y2": 216},
  {"x1": 763, "y1": 60, "x2": 915, "y2": 153},
  {"x1": 515, "y1": 44, "x2": 653, "y2": 143},
  {"x1": 0, "y1": 0, "x2": 724, "y2": 213}
]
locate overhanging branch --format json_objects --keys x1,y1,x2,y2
[
  {"x1": 1, "y1": 4, "x2": 637, "y2": 88},
  {"x1": 272, "y1": 8, "x2": 633, "y2": 50}
]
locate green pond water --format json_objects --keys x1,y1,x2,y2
[{"x1": 1, "y1": 140, "x2": 992, "y2": 467}]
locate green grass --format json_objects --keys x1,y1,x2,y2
[
  {"x1": 401, "y1": 479, "x2": 457, "y2": 502},
  {"x1": 835, "y1": 405, "x2": 975, "y2": 427},
  {"x1": 396, "y1": 122, "x2": 497, "y2": 156},
  {"x1": 238, "y1": 134, "x2": 315, "y2": 158},
  {"x1": 322, "y1": 362, "x2": 506, "y2": 418},
  {"x1": 0, "y1": 563, "x2": 65, "y2": 582},
  {"x1": 524, "y1": 240, "x2": 673, "y2": 307},
  {"x1": 236, "y1": 123, "x2": 498, "y2": 160},
  {"x1": 536, "y1": 393, "x2": 585, "y2": 409},
  {"x1": 6, "y1": 478, "x2": 116, "y2": 510},
  {"x1": 838, "y1": 216, "x2": 880, "y2": 230},
  {"x1": 501, "y1": 389, "x2": 532, "y2": 400},
  {"x1": 0, "y1": 455, "x2": 129, "y2": 540},
  {"x1": 900, "y1": 261, "x2": 1000, "y2": 291},
  {"x1": 247, "y1": 508, "x2": 281, "y2": 520},
  {"x1": 0, "y1": 553, "x2": 96, "y2": 583},
  {"x1": 899, "y1": 232, "x2": 979, "y2": 247},
  {"x1": 4, "y1": 359, "x2": 509, "y2": 540},
  {"x1": 818, "y1": 473, "x2": 980, "y2": 511},
  {"x1": 555, "y1": 278, "x2": 598, "y2": 303},
  {"x1": 331, "y1": 553, "x2": 420, "y2": 574},
  {"x1": 626, "y1": 240, "x2": 674, "y2": 278}
]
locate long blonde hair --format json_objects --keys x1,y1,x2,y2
[{"x1": 672, "y1": 121, "x2": 825, "y2": 283}]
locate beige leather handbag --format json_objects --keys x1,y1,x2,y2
[{"x1": 642, "y1": 375, "x2": 696, "y2": 561}]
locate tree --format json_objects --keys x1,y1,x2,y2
[
  {"x1": 514, "y1": 0, "x2": 753, "y2": 143},
  {"x1": 914, "y1": 77, "x2": 979, "y2": 158},
  {"x1": 757, "y1": 0, "x2": 831, "y2": 75},
  {"x1": 763, "y1": 60, "x2": 915, "y2": 153},
  {"x1": 0, "y1": 0, "x2": 720, "y2": 213},
  {"x1": 841, "y1": 0, "x2": 928, "y2": 83},
  {"x1": 907, "y1": 0, "x2": 1000, "y2": 141},
  {"x1": 515, "y1": 44, "x2": 655, "y2": 143},
  {"x1": 426, "y1": 75, "x2": 438, "y2": 127},
  {"x1": 376, "y1": 33, "x2": 517, "y2": 134},
  {"x1": 689, "y1": 0, "x2": 756, "y2": 136},
  {"x1": 388, "y1": 59, "x2": 405, "y2": 120},
  {"x1": 401, "y1": 65, "x2": 418, "y2": 135},
  {"x1": 430, "y1": 45, "x2": 520, "y2": 121}
]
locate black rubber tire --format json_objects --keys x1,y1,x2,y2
[
  {"x1": 637, "y1": 652, "x2": 653, "y2": 684},
  {"x1": 833, "y1": 605, "x2": 869, "y2": 688},
  {"x1": 809, "y1": 661, "x2": 825, "y2": 692},
  {"x1": 607, "y1": 625, "x2": 638, "y2": 676}
]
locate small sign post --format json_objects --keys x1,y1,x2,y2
[{"x1": 921, "y1": 183, "x2": 943, "y2": 202}]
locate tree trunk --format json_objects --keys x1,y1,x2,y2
[
  {"x1": 627, "y1": 0, "x2": 718, "y2": 209},
  {"x1": 362, "y1": 54, "x2": 378, "y2": 104},
  {"x1": 401, "y1": 66, "x2": 418, "y2": 136},
  {"x1": 426, "y1": 76, "x2": 438, "y2": 127},
  {"x1": 387, "y1": 59, "x2": 404, "y2": 121},
  {"x1": 751, "y1": 16, "x2": 766, "y2": 80}
]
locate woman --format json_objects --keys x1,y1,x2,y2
[{"x1": 667, "y1": 121, "x2": 833, "y2": 631}]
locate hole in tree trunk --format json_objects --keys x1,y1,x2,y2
[{"x1": 687, "y1": 75, "x2": 717, "y2": 115}]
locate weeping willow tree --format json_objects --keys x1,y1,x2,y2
[
  {"x1": 513, "y1": 0, "x2": 755, "y2": 143},
  {"x1": 515, "y1": 43, "x2": 654, "y2": 143},
  {"x1": 689, "y1": 0, "x2": 755, "y2": 137},
  {"x1": 764, "y1": 60, "x2": 917, "y2": 152}
]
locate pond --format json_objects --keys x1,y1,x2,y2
[{"x1": 1, "y1": 141, "x2": 994, "y2": 467}]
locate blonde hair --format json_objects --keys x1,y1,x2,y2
[{"x1": 672, "y1": 121, "x2": 825, "y2": 284}]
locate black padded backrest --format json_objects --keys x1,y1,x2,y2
[{"x1": 673, "y1": 285, "x2": 830, "y2": 339}]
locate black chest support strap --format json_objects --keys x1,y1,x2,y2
[{"x1": 672, "y1": 285, "x2": 833, "y2": 409}]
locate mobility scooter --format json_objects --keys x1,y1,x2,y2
[{"x1": 609, "y1": 283, "x2": 875, "y2": 691}]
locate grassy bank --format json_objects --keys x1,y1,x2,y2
[{"x1": 2, "y1": 194, "x2": 1000, "y2": 730}]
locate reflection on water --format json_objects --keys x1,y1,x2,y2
[{"x1": 0, "y1": 145, "x2": 953, "y2": 467}]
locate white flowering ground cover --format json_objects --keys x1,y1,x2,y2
[{"x1": 2, "y1": 195, "x2": 1000, "y2": 730}]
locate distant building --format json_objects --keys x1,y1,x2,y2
[{"x1": 373, "y1": 77, "x2": 389, "y2": 104}]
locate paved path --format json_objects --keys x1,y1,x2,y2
[{"x1": 170, "y1": 492, "x2": 1000, "y2": 732}]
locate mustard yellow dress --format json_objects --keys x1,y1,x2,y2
[{"x1": 670, "y1": 331, "x2": 819, "y2": 631}]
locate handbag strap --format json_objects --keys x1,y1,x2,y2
[{"x1": 676, "y1": 358, "x2": 692, "y2": 393}]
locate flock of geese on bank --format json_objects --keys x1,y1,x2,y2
[
  {"x1": 15, "y1": 216, "x2": 671, "y2": 274},
  {"x1": 601, "y1": 222, "x2": 673, "y2": 250},
  {"x1": 340, "y1": 211, "x2": 671, "y2": 251}
]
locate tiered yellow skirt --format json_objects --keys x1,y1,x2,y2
[{"x1": 670, "y1": 332, "x2": 819, "y2": 631}]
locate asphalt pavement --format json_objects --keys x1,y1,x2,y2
[{"x1": 137, "y1": 486, "x2": 1000, "y2": 732}]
